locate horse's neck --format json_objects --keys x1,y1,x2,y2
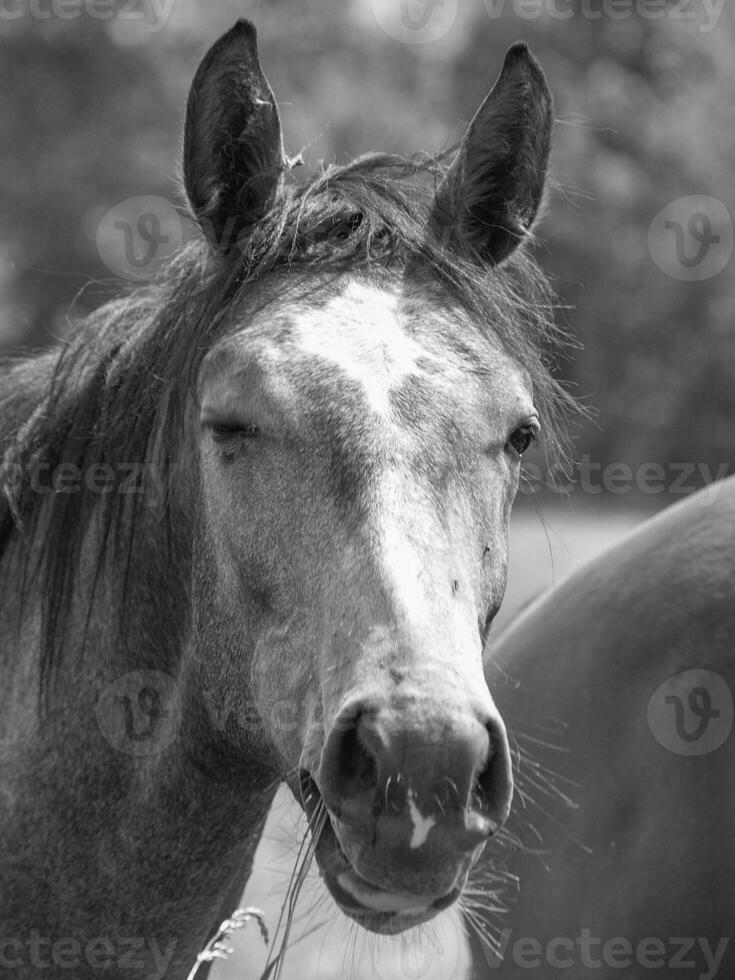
[
  {"x1": 98, "y1": 726, "x2": 278, "y2": 975},
  {"x1": 0, "y1": 504, "x2": 279, "y2": 977},
  {"x1": 0, "y1": 717, "x2": 278, "y2": 977}
]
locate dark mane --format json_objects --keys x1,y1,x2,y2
[{"x1": 0, "y1": 153, "x2": 575, "y2": 700}]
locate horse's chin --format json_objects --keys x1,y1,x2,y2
[{"x1": 298, "y1": 772, "x2": 462, "y2": 935}]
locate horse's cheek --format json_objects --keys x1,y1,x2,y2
[{"x1": 248, "y1": 619, "x2": 319, "y2": 765}]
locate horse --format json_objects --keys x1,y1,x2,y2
[
  {"x1": 473, "y1": 477, "x2": 735, "y2": 978},
  {"x1": 0, "y1": 20, "x2": 574, "y2": 979}
]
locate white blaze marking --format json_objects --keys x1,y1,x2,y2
[
  {"x1": 407, "y1": 789, "x2": 437, "y2": 849},
  {"x1": 294, "y1": 280, "x2": 433, "y2": 417},
  {"x1": 374, "y1": 465, "x2": 439, "y2": 646}
]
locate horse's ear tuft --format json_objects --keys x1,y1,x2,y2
[
  {"x1": 183, "y1": 20, "x2": 285, "y2": 252},
  {"x1": 431, "y1": 42, "x2": 553, "y2": 265}
]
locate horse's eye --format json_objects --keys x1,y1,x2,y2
[
  {"x1": 209, "y1": 423, "x2": 259, "y2": 442},
  {"x1": 506, "y1": 424, "x2": 536, "y2": 457}
]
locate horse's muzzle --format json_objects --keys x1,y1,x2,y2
[{"x1": 302, "y1": 696, "x2": 513, "y2": 930}]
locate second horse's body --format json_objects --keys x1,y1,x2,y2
[{"x1": 479, "y1": 479, "x2": 735, "y2": 978}]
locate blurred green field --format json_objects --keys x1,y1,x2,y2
[{"x1": 211, "y1": 500, "x2": 647, "y2": 980}]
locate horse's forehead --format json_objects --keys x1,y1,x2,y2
[
  {"x1": 288, "y1": 281, "x2": 443, "y2": 414},
  {"x1": 246, "y1": 278, "x2": 526, "y2": 412}
]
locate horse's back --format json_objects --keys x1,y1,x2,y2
[{"x1": 484, "y1": 478, "x2": 735, "y2": 977}]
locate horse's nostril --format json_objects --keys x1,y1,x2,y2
[
  {"x1": 340, "y1": 725, "x2": 378, "y2": 795},
  {"x1": 321, "y1": 710, "x2": 379, "y2": 814},
  {"x1": 472, "y1": 721, "x2": 513, "y2": 832}
]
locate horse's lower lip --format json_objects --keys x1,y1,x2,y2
[
  {"x1": 334, "y1": 864, "x2": 461, "y2": 915},
  {"x1": 335, "y1": 866, "x2": 434, "y2": 914},
  {"x1": 322, "y1": 852, "x2": 458, "y2": 933},
  {"x1": 297, "y1": 770, "x2": 460, "y2": 930}
]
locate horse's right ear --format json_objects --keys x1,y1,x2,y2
[
  {"x1": 430, "y1": 43, "x2": 553, "y2": 265},
  {"x1": 183, "y1": 20, "x2": 285, "y2": 251}
]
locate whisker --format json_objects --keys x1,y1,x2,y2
[{"x1": 259, "y1": 800, "x2": 328, "y2": 980}]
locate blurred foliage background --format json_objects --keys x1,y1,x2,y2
[{"x1": 1, "y1": 0, "x2": 734, "y2": 495}]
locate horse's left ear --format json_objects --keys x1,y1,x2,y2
[
  {"x1": 431, "y1": 43, "x2": 553, "y2": 265},
  {"x1": 183, "y1": 20, "x2": 286, "y2": 251}
]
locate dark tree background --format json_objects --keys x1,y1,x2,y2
[{"x1": 1, "y1": 0, "x2": 733, "y2": 490}]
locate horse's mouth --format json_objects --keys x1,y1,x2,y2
[{"x1": 298, "y1": 771, "x2": 462, "y2": 935}]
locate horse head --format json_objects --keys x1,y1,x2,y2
[{"x1": 185, "y1": 20, "x2": 554, "y2": 934}]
